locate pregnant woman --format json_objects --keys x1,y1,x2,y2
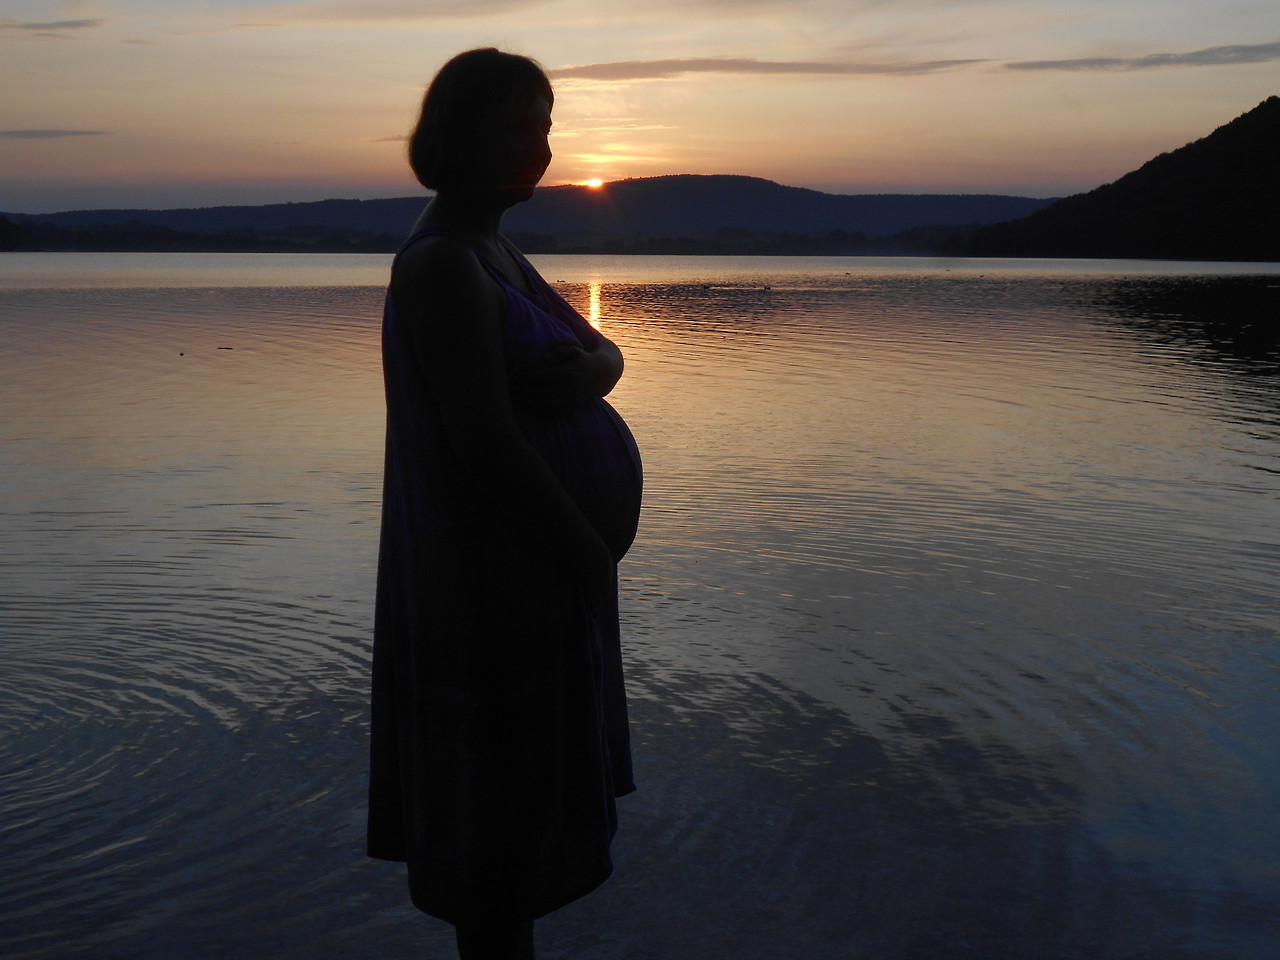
[{"x1": 366, "y1": 49, "x2": 642, "y2": 960}]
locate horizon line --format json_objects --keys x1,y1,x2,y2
[{"x1": 1, "y1": 174, "x2": 1072, "y2": 217}]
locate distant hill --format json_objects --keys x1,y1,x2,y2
[
  {"x1": 964, "y1": 96, "x2": 1280, "y2": 261},
  {"x1": 1, "y1": 177, "x2": 1053, "y2": 254},
  {"x1": 504, "y1": 175, "x2": 1052, "y2": 242}
]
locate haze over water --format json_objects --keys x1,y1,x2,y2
[{"x1": 2, "y1": 253, "x2": 1278, "y2": 959}]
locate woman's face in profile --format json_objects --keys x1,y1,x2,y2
[{"x1": 469, "y1": 92, "x2": 553, "y2": 200}]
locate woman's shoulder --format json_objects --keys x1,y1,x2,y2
[
  {"x1": 391, "y1": 232, "x2": 505, "y2": 323},
  {"x1": 395, "y1": 231, "x2": 478, "y2": 278}
]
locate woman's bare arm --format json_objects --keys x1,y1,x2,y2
[
  {"x1": 511, "y1": 337, "x2": 624, "y2": 411},
  {"x1": 392, "y1": 236, "x2": 615, "y2": 604}
]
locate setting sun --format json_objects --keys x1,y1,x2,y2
[{"x1": 584, "y1": 178, "x2": 604, "y2": 189}]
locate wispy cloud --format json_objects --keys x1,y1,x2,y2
[
  {"x1": 0, "y1": 129, "x2": 109, "y2": 138},
  {"x1": 172, "y1": 22, "x2": 286, "y2": 37},
  {"x1": 554, "y1": 122, "x2": 676, "y2": 137},
  {"x1": 1007, "y1": 39, "x2": 1280, "y2": 71},
  {"x1": 289, "y1": 0, "x2": 538, "y2": 21},
  {"x1": 551, "y1": 40, "x2": 1280, "y2": 84},
  {"x1": 0, "y1": 18, "x2": 104, "y2": 38},
  {"x1": 549, "y1": 57, "x2": 986, "y2": 81}
]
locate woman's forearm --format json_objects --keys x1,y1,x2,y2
[{"x1": 453, "y1": 425, "x2": 614, "y2": 604}]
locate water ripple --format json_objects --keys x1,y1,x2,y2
[{"x1": 3, "y1": 268, "x2": 1278, "y2": 958}]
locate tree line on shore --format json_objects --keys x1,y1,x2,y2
[{"x1": 0, "y1": 216, "x2": 981, "y2": 256}]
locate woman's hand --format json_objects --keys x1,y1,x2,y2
[{"x1": 511, "y1": 339, "x2": 623, "y2": 412}]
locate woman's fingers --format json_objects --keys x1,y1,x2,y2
[{"x1": 510, "y1": 344, "x2": 594, "y2": 409}]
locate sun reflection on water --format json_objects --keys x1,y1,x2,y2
[{"x1": 587, "y1": 280, "x2": 602, "y2": 329}]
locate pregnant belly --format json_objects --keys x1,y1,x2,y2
[{"x1": 520, "y1": 399, "x2": 642, "y2": 560}]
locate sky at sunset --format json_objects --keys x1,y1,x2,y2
[{"x1": 3, "y1": 0, "x2": 1278, "y2": 213}]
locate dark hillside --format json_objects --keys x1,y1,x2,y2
[{"x1": 965, "y1": 97, "x2": 1280, "y2": 261}]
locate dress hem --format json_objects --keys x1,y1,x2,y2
[{"x1": 406, "y1": 861, "x2": 615, "y2": 925}]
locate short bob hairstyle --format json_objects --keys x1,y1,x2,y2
[{"x1": 408, "y1": 48, "x2": 554, "y2": 192}]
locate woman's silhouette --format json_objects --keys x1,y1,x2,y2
[{"x1": 366, "y1": 49, "x2": 641, "y2": 960}]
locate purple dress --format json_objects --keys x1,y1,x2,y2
[{"x1": 367, "y1": 228, "x2": 641, "y2": 925}]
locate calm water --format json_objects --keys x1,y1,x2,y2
[{"x1": 2, "y1": 253, "x2": 1278, "y2": 959}]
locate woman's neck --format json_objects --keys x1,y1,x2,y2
[
  {"x1": 419, "y1": 191, "x2": 513, "y2": 248},
  {"x1": 416, "y1": 191, "x2": 535, "y2": 292}
]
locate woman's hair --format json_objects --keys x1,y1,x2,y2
[{"x1": 408, "y1": 48, "x2": 554, "y2": 192}]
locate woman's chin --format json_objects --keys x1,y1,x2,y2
[
  {"x1": 453, "y1": 179, "x2": 541, "y2": 207},
  {"x1": 497, "y1": 182, "x2": 540, "y2": 204}
]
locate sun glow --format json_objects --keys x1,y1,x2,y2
[{"x1": 584, "y1": 178, "x2": 604, "y2": 189}]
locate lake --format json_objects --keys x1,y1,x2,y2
[{"x1": 2, "y1": 252, "x2": 1278, "y2": 959}]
